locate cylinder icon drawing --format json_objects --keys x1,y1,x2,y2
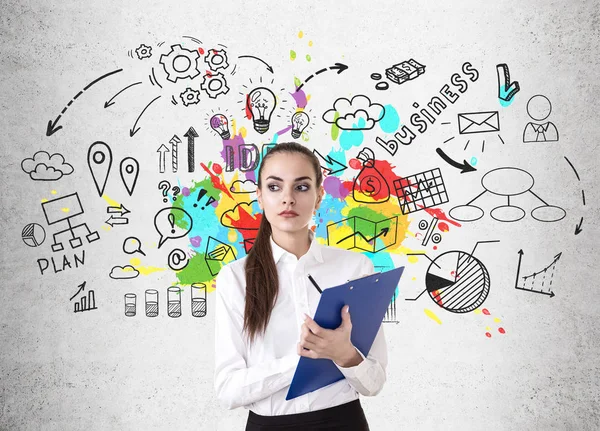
[
  {"x1": 145, "y1": 289, "x2": 159, "y2": 317},
  {"x1": 167, "y1": 286, "x2": 182, "y2": 318},
  {"x1": 124, "y1": 293, "x2": 136, "y2": 317},
  {"x1": 191, "y1": 283, "x2": 207, "y2": 318}
]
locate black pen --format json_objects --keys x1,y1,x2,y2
[{"x1": 307, "y1": 274, "x2": 322, "y2": 294}]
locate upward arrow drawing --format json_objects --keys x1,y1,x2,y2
[{"x1": 184, "y1": 127, "x2": 199, "y2": 173}]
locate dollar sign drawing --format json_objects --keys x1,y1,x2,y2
[
  {"x1": 364, "y1": 176, "x2": 378, "y2": 195},
  {"x1": 400, "y1": 63, "x2": 411, "y2": 72}
]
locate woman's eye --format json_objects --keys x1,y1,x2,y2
[
  {"x1": 297, "y1": 184, "x2": 310, "y2": 191},
  {"x1": 267, "y1": 184, "x2": 280, "y2": 191}
]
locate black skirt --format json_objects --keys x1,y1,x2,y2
[{"x1": 245, "y1": 399, "x2": 370, "y2": 431}]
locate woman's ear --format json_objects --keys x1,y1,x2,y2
[
  {"x1": 256, "y1": 187, "x2": 263, "y2": 210},
  {"x1": 315, "y1": 186, "x2": 324, "y2": 209}
]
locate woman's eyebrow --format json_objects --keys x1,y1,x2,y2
[{"x1": 266, "y1": 175, "x2": 313, "y2": 182}]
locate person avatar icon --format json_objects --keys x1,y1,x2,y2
[{"x1": 523, "y1": 94, "x2": 559, "y2": 143}]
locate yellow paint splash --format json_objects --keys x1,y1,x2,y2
[
  {"x1": 51, "y1": 190, "x2": 57, "y2": 195},
  {"x1": 130, "y1": 257, "x2": 141, "y2": 266},
  {"x1": 102, "y1": 195, "x2": 120, "y2": 207},
  {"x1": 474, "y1": 308, "x2": 482, "y2": 314},
  {"x1": 240, "y1": 127, "x2": 247, "y2": 138},
  {"x1": 308, "y1": 40, "x2": 313, "y2": 47},
  {"x1": 101, "y1": 225, "x2": 111, "y2": 231},
  {"x1": 408, "y1": 255, "x2": 419, "y2": 264},
  {"x1": 227, "y1": 229, "x2": 238, "y2": 243},
  {"x1": 298, "y1": 31, "x2": 303, "y2": 38},
  {"x1": 61, "y1": 207, "x2": 70, "y2": 213},
  {"x1": 41, "y1": 198, "x2": 48, "y2": 203},
  {"x1": 133, "y1": 265, "x2": 166, "y2": 276},
  {"x1": 494, "y1": 317, "x2": 501, "y2": 323},
  {"x1": 424, "y1": 308, "x2": 442, "y2": 324}
]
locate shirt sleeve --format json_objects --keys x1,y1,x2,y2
[
  {"x1": 213, "y1": 264, "x2": 299, "y2": 410},
  {"x1": 334, "y1": 255, "x2": 388, "y2": 396}
]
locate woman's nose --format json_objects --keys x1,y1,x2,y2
[{"x1": 282, "y1": 190, "x2": 295, "y2": 204}]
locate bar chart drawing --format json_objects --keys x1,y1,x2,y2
[
  {"x1": 376, "y1": 266, "x2": 399, "y2": 323},
  {"x1": 70, "y1": 281, "x2": 97, "y2": 313}
]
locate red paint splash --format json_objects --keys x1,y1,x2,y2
[
  {"x1": 422, "y1": 207, "x2": 461, "y2": 228},
  {"x1": 341, "y1": 159, "x2": 404, "y2": 203},
  {"x1": 438, "y1": 221, "x2": 449, "y2": 232},
  {"x1": 198, "y1": 48, "x2": 205, "y2": 55},
  {"x1": 431, "y1": 290, "x2": 443, "y2": 307},
  {"x1": 485, "y1": 332, "x2": 492, "y2": 338},
  {"x1": 482, "y1": 308, "x2": 490, "y2": 315},
  {"x1": 498, "y1": 327, "x2": 506, "y2": 334},
  {"x1": 245, "y1": 94, "x2": 252, "y2": 119},
  {"x1": 348, "y1": 158, "x2": 361, "y2": 169},
  {"x1": 212, "y1": 163, "x2": 223, "y2": 174},
  {"x1": 206, "y1": 70, "x2": 213, "y2": 77},
  {"x1": 200, "y1": 162, "x2": 233, "y2": 200},
  {"x1": 223, "y1": 205, "x2": 261, "y2": 231}
]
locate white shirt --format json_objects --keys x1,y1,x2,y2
[{"x1": 214, "y1": 229, "x2": 388, "y2": 416}]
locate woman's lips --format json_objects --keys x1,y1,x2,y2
[{"x1": 279, "y1": 212, "x2": 298, "y2": 217}]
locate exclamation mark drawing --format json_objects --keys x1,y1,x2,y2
[{"x1": 193, "y1": 189, "x2": 216, "y2": 210}]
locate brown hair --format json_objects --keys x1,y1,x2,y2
[{"x1": 243, "y1": 141, "x2": 323, "y2": 344}]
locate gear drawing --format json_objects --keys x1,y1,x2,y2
[
  {"x1": 200, "y1": 72, "x2": 230, "y2": 99},
  {"x1": 180, "y1": 88, "x2": 201, "y2": 106},
  {"x1": 159, "y1": 44, "x2": 201, "y2": 83},
  {"x1": 135, "y1": 44, "x2": 152, "y2": 59},
  {"x1": 204, "y1": 49, "x2": 229, "y2": 71}
]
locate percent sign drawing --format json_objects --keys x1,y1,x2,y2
[{"x1": 417, "y1": 217, "x2": 442, "y2": 246}]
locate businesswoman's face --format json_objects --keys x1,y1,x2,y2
[{"x1": 256, "y1": 152, "x2": 324, "y2": 236}]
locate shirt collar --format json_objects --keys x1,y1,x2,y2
[{"x1": 269, "y1": 229, "x2": 324, "y2": 264}]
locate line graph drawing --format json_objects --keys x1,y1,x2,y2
[
  {"x1": 326, "y1": 215, "x2": 398, "y2": 253},
  {"x1": 394, "y1": 168, "x2": 448, "y2": 215},
  {"x1": 514, "y1": 249, "x2": 560, "y2": 297}
]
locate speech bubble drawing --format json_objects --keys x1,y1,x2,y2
[
  {"x1": 123, "y1": 236, "x2": 146, "y2": 256},
  {"x1": 154, "y1": 207, "x2": 193, "y2": 249}
]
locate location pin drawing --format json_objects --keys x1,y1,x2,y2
[
  {"x1": 120, "y1": 157, "x2": 140, "y2": 196},
  {"x1": 88, "y1": 141, "x2": 113, "y2": 197}
]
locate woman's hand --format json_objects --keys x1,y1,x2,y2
[{"x1": 297, "y1": 305, "x2": 363, "y2": 367}]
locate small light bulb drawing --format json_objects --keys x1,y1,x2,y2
[
  {"x1": 210, "y1": 114, "x2": 230, "y2": 140},
  {"x1": 291, "y1": 111, "x2": 310, "y2": 139},
  {"x1": 247, "y1": 87, "x2": 276, "y2": 134}
]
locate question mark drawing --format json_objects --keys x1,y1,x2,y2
[
  {"x1": 158, "y1": 180, "x2": 171, "y2": 203},
  {"x1": 172, "y1": 186, "x2": 181, "y2": 201}
]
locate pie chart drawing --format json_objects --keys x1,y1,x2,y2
[{"x1": 425, "y1": 251, "x2": 490, "y2": 313}]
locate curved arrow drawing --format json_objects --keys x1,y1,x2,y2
[
  {"x1": 104, "y1": 81, "x2": 142, "y2": 108},
  {"x1": 46, "y1": 68, "x2": 123, "y2": 136},
  {"x1": 295, "y1": 63, "x2": 348, "y2": 92},
  {"x1": 130, "y1": 95, "x2": 161, "y2": 137},
  {"x1": 237, "y1": 55, "x2": 274, "y2": 73},
  {"x1": 436, "y1": 148, "x2": 476, "y2": 173}
]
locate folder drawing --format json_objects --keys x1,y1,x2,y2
[{"x1": 286, "y1": 266, "x2": 404, "y2": 400}]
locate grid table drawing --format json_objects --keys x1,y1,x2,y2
[{"x1": 394, "y1": 168, "x2": 448, "y2": 214}]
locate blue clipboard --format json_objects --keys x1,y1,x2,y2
[{"x1": 286, "y1": 266, "x2": 404, "y2": 401}]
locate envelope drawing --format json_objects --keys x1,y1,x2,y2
[
  {"x1": 205, "y1": 236, "x2": 237, "y2": 276},
  {"x1": 457, "y1": 111, "x2": 500, "y2": 134}
]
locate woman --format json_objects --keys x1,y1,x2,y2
[{"x1": 214, "y1": 141, "x2": 388, "y2": 430}]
